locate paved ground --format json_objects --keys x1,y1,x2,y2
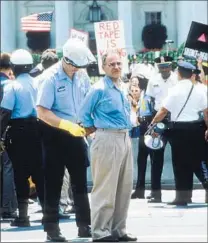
[{"x1": 1, "y1": 190, "x2": 207, "y2": 242}]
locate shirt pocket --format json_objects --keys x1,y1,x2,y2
[
  {"x1": 98, "y1": 97, "x2": 117, "y2": 113},
  {"x1": 55, "y1": 90, "x2": 69, "y2": 109}
]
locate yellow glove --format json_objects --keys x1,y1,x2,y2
[{"x1": 59, "y1": 119, "x2": 86, "y2": 137}]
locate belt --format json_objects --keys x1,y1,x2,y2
[
  {"x1": 139, "y1": 116, "x2": 152, "y2": 123},
  {"x1": 97, "y1": 128, "x2": 129, "y2": 133},
  {"x1": 169, "y1": 121, "x2": 206, "y2": 130},
  {"x1": 9, "y1": 117, "x2": 38, "y2": 126}
]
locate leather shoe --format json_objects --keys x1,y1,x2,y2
[
  {"x1": 93, "y1": 235, "x2": 119, "y2": 242},
  {"x1": 47, "y1": 230, "x2": 67, "y2": 242},
  {"x1": 131, "y1": 189, "x2": 145, "y2": 199},
  {"x1": 2, "y1": 211, "x2": 17, "y2": 219},
  {"x1": 78, "y1": 225, "x2": 91, "y2": 237},
  {"x1": 167, "y1": 200, "x2": 188, "y2": 206},
  {"x1": 10, "y1": 216, "x2": 30, "y2": 227},
  {"x1": 148, "y1": 197, "x2": 162, "y2": 203},
  {"x1": 118, "y1": 234, "x2": 137, "y2": 241}
]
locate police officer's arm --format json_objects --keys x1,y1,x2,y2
[
  {"x1": 151, "y1": 107, "x2": 168, "y2": 124},
  {"x1": 0, "y1": 83, "x2": 15, "y2": 138},
  {"x1": 145, "y1": 78, "x2": 156, "y2": 108},
  {"x1": 36, "y1": 78, "x2": 85, "y2": 137},
  {"x1": 0, "y1": 108, "x2": 12, "y2": 137}
]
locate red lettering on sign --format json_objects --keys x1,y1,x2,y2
[{"x1": 99, "y1": 22, "x2": 105, "y2": 31}]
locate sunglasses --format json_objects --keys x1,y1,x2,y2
[
  {"x1": 107, "y1": 62, "x2": 122, "y2": 68},
  {"x1": 63, "y1": 57, "x2": 88, "y2": 68}
]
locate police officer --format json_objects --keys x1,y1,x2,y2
[
  {"x1": 36, "y1": 39, "x2": 95, "y2": 242},
  {"x1": 145, "y1": 56, "x2": 178, "y2": 202},
  {"x1": 131, "y1": 75, "x2": 155, "y2": 199},
  {"x1": 0, "y1": 53, "x2": 18, "y2": 219},
  {"x1": 151, "y1": 61, "x2": 208, "y2": 205},
  {"x1": 0, "y1": 49, "x2": 45, "y2": 226}
]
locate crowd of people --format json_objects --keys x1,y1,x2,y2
[{"x1": 0, "y1": 39, "x2": 208, "y2": 242}]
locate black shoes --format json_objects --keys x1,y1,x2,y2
[
  {"x1": 78, "y1": 225, "x2": 92, "y2": 238},
  {"x1": 148, "y1": 197, "x2": 162, "y2": 203},
  {"x1": 1, "y1": 211, "x2": 17, "y2": 219},
  {"x1": 131, "y1": 189, "x2": 145, "y2": 199},
  {"x1": 167, "y1": 199, "x2": 191, "y2": 206},
  {"x1": 118, "y1": 234, "x2": 137, "y2": 241},
  {"x1": 93, "y1": 235, "x2": 119, "y2": 242},
  {"x1": 147, "y1": 191, "x2": 162, "y2": 203},
  {"x1": 47, "y1": 230, "x2": 67, "y2": 242},
  {"x1": 10, "y1": 216, "x2": 30, "y2": 227}
]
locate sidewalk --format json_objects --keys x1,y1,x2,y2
[{"x1": 1, "y1": 190, "x2": 207, "y2": 242}]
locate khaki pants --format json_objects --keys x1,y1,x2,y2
[{"x1": 90, "y1": 129, "x2": 133, "y2": 240}]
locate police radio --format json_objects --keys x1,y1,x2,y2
[{"x1": 144, "y1": 123, "x2": 166, "y2": 150}]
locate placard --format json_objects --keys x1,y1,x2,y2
[
  {"x1": 183, "y1": 21, "x2": 208, "y2": 61},
  {"x1": 94, "y1": 20, "x2": 129, "y2": 74}
]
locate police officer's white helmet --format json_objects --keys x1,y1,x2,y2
[
  {"x1": 10, "y1": 49, "x2": 33, "y2": 65},
  {"x1": 62, "y1": 39, "x2": 96, "y2": 68}
]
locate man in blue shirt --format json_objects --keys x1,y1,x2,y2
[
  {"x1": 79, "y1": 50, "x2": 137, "y2": 242},
  {"x1": 0, "y1": 49, "x2": 45, "y2": 227},
  {"x1": 0, "y1": 53, "x2": 17, "y2": 220},
  {"x1": 36, "y1": 39, "x2": 95, "y2": 242}
]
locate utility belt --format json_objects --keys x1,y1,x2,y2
[
  {"x1": 168, "y1": 120, "x2": 206, "y2": 130},
  {"x1": 9, "y1": 117, "x2": 38, "y2": 128},
  {"x1": 139, "y1": 116, "x2": 153, "y2": 124}
]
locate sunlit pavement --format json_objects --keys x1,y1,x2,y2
[{"x1": 1, "y1": 190, "x2": 207, "y2": 242}]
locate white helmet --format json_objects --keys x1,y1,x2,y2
[
  {"x1": 10, "y1": 49, "x2": 33, "y2": 65},
  {"x1": 62, "y1": 39, "x2": 96, "y2": 67}
]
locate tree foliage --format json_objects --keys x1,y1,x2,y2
[
  {"x1": 26, "y1": 32, "x2": 50, "y2": 52},
  {"x1": 142, "y1": 24, "x2": 167, "y2": 50}
]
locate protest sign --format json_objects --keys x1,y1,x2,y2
[
  {"x1": 70, "y1": 28, "x2": 89, "y2": 46},
  {"x1": 94, "y1": 20, "x2": 129, "y2": 74},
  {"x1": 183, "y1": 21, "x2": 208, "y2": 61}
]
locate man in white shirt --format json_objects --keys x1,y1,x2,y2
[
  {"x1": 151, "y1": 61, "x2": 208, "y2": 205},
  {"x1": 145, "y1": 56, "x2": 178, "y2": 203}
]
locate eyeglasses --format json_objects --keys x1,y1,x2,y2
[{"x1": 106, "y1": 62, "x2": 122, "y2": 68}]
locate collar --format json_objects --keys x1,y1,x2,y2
[
  {"x1": 0, "y1": 72, "x2": 9, "y2": 80},
  {"x1": 104, "y1": 75, "x2": 122, "y2": 89},
  {"x1": 57, "y1": 61, "x2": 69, "y2": 81}
]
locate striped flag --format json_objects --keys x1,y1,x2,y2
[{"x1": 21, "y1": 12, "x2": 53, "y2": 32}]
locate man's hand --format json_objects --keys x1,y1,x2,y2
[
  {"x1": 205, "y1": 129, "x2": 208, "y2": 142},
  {"x1": 0, "y1": 140, "x2": 5, "y2": 154},
  {"x1": 84, "y1": 126, "x2": 96, "y2": 136}
]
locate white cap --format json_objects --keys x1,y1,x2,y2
[
  {"x1": 10, "y1": 49, "x2": 33, "y2": 65},
  {"x1": 62, "y1": 39, "x2": 96, "y2": 67}
]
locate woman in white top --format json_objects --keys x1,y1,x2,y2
[{"x1": 151, "y1": 61, "x2": 208, "y2": 206}]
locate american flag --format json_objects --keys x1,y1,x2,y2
[{"x1": 21, "y1": 12, "x2": 53, "y2": 32}]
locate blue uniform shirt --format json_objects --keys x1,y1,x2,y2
[
  {"x1": 79, "y1": 76, "x2": 131, "y2": 129},
  {"x1": 0, "y1": 72, "x2": 10, "y2": 102},
  {"x1": 0, "y1": 73, "x2": 37, "y2": 119},
  {"x1": 36, "y1": 61, "x2": 91, "y2": 123},
  {"x1": 138, "y1": 91, "x2": 153, "y2": 117}
]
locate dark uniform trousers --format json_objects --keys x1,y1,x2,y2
[
  {"x1": 169, "y1": 121, "x2": 208, "y2": 201},
  {"x1": 39, "y1": 121, "x2": 90, "y2": 232},
  {"x1": 136, "y1": 115, "x2": 169, "y2": 197},
  {"x1": 5, "y1": 118, "x2": 45, "y2": 217}
]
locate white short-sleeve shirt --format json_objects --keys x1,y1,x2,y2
[
  {"x1": 146, "y1": 71, "x2": 178, "y2": 111},
  {"x1": 163, "y1": 79, "x2": 208, "y2": 122}
]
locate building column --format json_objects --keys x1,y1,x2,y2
[
  {"x1": 176, "y1": 1, "x2": 208, "y2": 46},
  {"x1": 118, "y1": 1, "x2": 134, "y2": 54},
  {"x1": 1, "y1": 1, "x2": 16, "y2": 52},
  {"x1": 55, "y1": 1, "x2": 74, "y2": 49}
]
